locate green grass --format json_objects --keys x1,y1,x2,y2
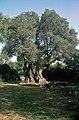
[{"x1": 0, "y1": 82, "x2": 79, "y2": 120}]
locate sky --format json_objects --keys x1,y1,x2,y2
[{"x1": 0, "y1": 0, "x2": 79, "y2": 37}]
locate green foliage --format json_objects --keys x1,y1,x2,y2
[
  {"x1": 35, "y1": 9, "x2": 78, "y2": 66},
  {"x1": 65, "y1": 50, "x2": 79, "y2": 82},
  {"x1": 0, "y1": 12, "x2": 9, "y2": 43},
  {"x1": 1, "y1": 9, "x2": 78, "y2": 79},
  {"x1": 3, "y1": 12, "x2": 39, "y2": 66},
  {"x1": 0, "y1": 57, "x2": 4, "y2": 64},
  {"x1": 0, "y1": 64, "x2": 19, "y2": 82},
  {"x1": 0, "y1": 50, "x2": 10, "y2": 64},
  {"x1": 17, "y1": 40, "x2": 38, "y2": 64}
]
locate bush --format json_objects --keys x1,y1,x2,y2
[
  {"x1": 44, "y1": 67, "x2": 78, "y2": 83},
  {"x1": 0, "y1": 64, "x2": 19, "y2": 83}
]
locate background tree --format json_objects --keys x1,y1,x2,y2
[{"x1": 65, "y1": 49, "x2": 79, "y2": 82}]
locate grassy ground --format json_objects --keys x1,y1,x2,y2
[{"x1": 0, "y1": 82, "x2": 79, "y2": 120}]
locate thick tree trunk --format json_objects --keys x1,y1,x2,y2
[
  {"x1": 27, "y1": 68, "x2": 35, "y2": 83},
  {"x1": 24, "y1": 63, "x2": 35, "y2": 83},
  {"x1": 20, "y1": 62, "x2": 48, "y2": 86},
  {"x1": 35, "y1": 68, "x2": 48, "y2": 86}
]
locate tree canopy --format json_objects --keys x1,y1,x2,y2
[
  {"x1": 1, "y1": 9, "x2": 79, "y2": 84},
  {"x1": 35, "y1": 9, "x2": 78, "y2": 66}
]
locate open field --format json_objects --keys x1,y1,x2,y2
[{"x1": 0, "y1": 82, "x2": 79, "y2": 120}]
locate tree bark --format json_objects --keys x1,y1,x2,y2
[
  {"x1": 35, "y1": 68, "x2": 48, "y2": 86},
  {"x1": 24, "y1": 63, "x2": 35, "y2": 83},
  {"x1": 21, "y1": 62, "x2": 48, "y2": 86}
]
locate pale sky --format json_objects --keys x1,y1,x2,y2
[{"x1": 0, "y1": 0, "x2": 79, "y2": 38}]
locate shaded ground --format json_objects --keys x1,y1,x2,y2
[{"x1": 0, "y1": 82, "x2": 79, "y2": 120}]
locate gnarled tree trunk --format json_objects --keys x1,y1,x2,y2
[
  {"x1": 35, "y1": 68, "x2": 48, "y2": 86},
  {"x1": 20, "y1": 62, "x2": 48, "y2": 86},
  {"x1": 24, "y1": 63, "x2": 35, "y2": 83}
]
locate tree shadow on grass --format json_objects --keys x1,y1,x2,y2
[
  {"x1": 0, "y1": 83, "x2": 79, "y2": 120},
  {"x1": 0, "y1": 85, "x2": 54, "y2": 119},
  {"x1": 0, "y1": 85, "x2": 37, "y2": 109}
]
